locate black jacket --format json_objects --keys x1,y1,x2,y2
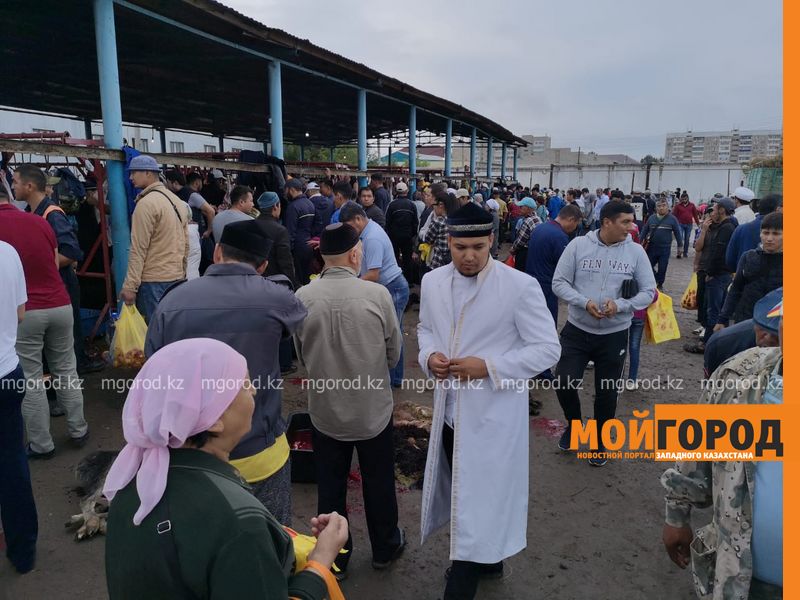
[
  {"x1": 718, "y1": 249, "x2": 782, "y2": 324},
  {"x1": 385, "y1": 196, "x2": 419, "y2": 240},
  {"x1": 257, "y1": 213, "x2": 297, "y2": 288},
  {"x1": 700, "y1": 218, "x2": 736, "y2": 277}
]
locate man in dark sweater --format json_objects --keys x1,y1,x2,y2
[
  {"x1": 358, "y1": 187, "x2": 386, "y2": 228},
  {"x1": 256, "y1": 191, "x2": 297, "y2": 288},
  {"x1": 385, "y1": 182, "x2": 419, "y2": 284},
  {"x1": 284, "y1": 179, "x2": 316, "y2": 286},
  {"x1": 370, "y1": 173, "x2": 391, "y2": 213},
  {"x1": 693, "y1": 198, "x2": 737, "y2": 348},
  {"x1": 524, "y1": 203, "x2": 583, "y2": 323},
  {"x1": 640, "y1": 199, "x2": 683, "y2": 289}
]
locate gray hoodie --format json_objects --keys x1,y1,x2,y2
[{"x1": 552, "y1": 230, "x2": 657, "y2": 334}]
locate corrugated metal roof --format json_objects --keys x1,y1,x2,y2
[{"x1": 0, "y1": 0, "x2": 526, "y2": 147}]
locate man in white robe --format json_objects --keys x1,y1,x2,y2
[{"x1": 417, "y1": 202, "x2": 561, "y2": 600}]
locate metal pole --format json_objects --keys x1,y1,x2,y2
[
  {"x1": 357, "y1": 89, "x2": 367, "y2": 188},
  {"x1": 218, "y1": 135, "x2": 224, "y2": 153},
  {"x1": 408, "y1": 105, "x2": 417, "y2": 196},
  {"x1": 444, "y1": 118, "x2": 453, "y2": 177},
  {"x1": 300, "y1": 144, "x2": 305, "y2": 162},
  {"x1": 93, "y1": 0, "x2": 130, "y2": 298},
  {"x1": 500, "y1": 143, "x2": 507, "y2": 181},
  {"x1": 159, "y1": 128, "x2": 167, "y2": 153},
  {"x1": 470, "y1": 127, "x2": 477, "y2": 190},
  {"x1": 513, "y1": 147, "x2": 518, "y2": 182},
  {"x1": 549, "y1": 164, "x2": 554, "y2": 188},
  {"x1": 486, "y1": 137, "x2": 493, "y2": 179},
  {"x1": 329, "y1": 147, "x2": 335, "y2": 163},
  {"x1": 268, "y1": 61, "x2": 284, "y2": 159},
  {"x1": 83, "y1": 118, "x2": 93, "y2": 140}
]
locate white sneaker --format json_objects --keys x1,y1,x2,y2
[
  {"x1": 586, "y1": 361, "x2": 595, "y2": 369},
  {"x1": 624, "y1": 379, "x2": 639, "y2": 391},
  {"x1": 692, "y1": 326, "x2": 703, "y2": 335}
]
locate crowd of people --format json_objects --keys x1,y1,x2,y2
[{"x1": 0, "y1": 155, "x2": 783, "y2": 599}]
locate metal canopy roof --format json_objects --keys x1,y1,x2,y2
[{"x1": 0, "y1": 0, "x2": 526, "y2": 148}]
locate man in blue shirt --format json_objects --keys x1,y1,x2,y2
[
  {"x1": 524, "y1": 204, "x2": 582, "y2": 323},
  {"x1": 547, "y1": 190, "x2": 565, "y2": 220},
  {"x1": 340, "y1": 202, "x2": 407, "y2": 388},
  {"x1": 329, "y1": 180, "x2": 354, "y2": 225},
  {"x1": 284, "y1": 179, "x2": 316, "y2": 285},
  {"x1": 725, "y1": 193, "x2": 782, "y2": 272}
]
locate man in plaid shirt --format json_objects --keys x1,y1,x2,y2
[
  {"x1": 509, "y1": 197, "x2": 542, "y2": 271},
  {"x1": 422, "y1": 192, "x2": 453, "y2": 269}
]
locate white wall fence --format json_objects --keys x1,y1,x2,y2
[{"x1": 517, "y1": 162, "x2": 747, "y2": 202}]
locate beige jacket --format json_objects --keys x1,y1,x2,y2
[
  {"x1": 122, "y1": 182, "x2": 189, "y2": 291},
  {"x1": 294, "y1": 266, "x2": 401, "y2": 441}
]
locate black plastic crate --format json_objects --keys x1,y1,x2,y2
[{"x1": 287, "y1": 412, "x2": 316, "y2": 483}]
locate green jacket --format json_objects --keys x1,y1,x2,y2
[
  {"x1": 661, "y1": 346, "x2": 782, "y2": 600},
  {"x1": 106, "y1": 449, "x2": 326, "y2": 600}
]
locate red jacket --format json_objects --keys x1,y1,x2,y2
[{"x1": 672, "y1": 201, "x2": 699, "y2": 225}]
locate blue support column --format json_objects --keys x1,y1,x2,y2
[
  {"x1": 93, "y1": 0, "x2": 130, "y2": 297},
  {"x1": 408, "y1": 106, "x2": 417, "y2": 196},
  {"x1": 444, "y1": 118, "x2": 453, "y2": 177},
  {"x1": 501, "y1": 143, "x2": 507, "y2": 181},
  {"x1": 513, "y1": 147, "x2": 518, "y2": 182},
  {"x1": 470, "y1": 127, "x2": 477, "y2": 190},
  {"x1": 357, "y1": 89, "x2": 367, "y2": 188},
  {"x1": 300, "y1": 145, "x2": 305, "y2": 162},
  {"x1": 268, "y1": 61, "x2": 284, "y2": 159},
  {"x1": 486, "y1": 137, "x2": 494, "y2": 179},
  {"x1": 329, "y1": 147, "x2": 335, "y2": 163}
]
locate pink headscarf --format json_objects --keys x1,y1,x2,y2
[{"x1": 103, "y1": 338, "x2": 248, "y2": 525}]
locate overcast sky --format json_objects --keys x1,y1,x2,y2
[{"x1": 227, "y1": 0, "x2": 782, "y2": 159}]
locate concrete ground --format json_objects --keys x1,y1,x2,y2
[{"x1": 0, "y1": 241, "x2": 708, "y2": 600}]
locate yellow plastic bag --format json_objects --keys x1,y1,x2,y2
[
  {"x1": 112, "y1": 305, "x2": 148, "y2": 369},
  {"x1": 283, "y1": 526, "x2": 349, "y2": 574},
  {"x1": 645, "y1": 293, "x2": 681, "y2": 344},
  {"x1": 680, "y1": 273, "x2": 698, "y2": 310}
]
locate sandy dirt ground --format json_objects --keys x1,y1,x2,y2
[{"x1": 0, "y1": 240, "x2": 712, "y2": 600}]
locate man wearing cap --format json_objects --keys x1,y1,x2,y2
[
  {"x1": 508, "y1": 197, "x2": 542, "y2": 271},
  {"x1": 339, "y1": 202, "x2": 408, "y2": 388},
  {"x1": 385, "y1": 182, "x2": 419, "y2": 283},
  {"x1": 145, "y1": 220, "x2": 307, "y2": 525},
  {"x1": 211, "y1": 185, "x2": 254, "y2": 243},
  {"x1": 306, "y1": 182, "x2": 332, "y2": 238},
  {"x1": 120, "y1": 155, "x2": 189, "y2": 322},
  {"x1": 662, "y1": 296, "x2": 783, "y2": 600},
  {"x1": 686, "y1": 197, "x2": 737, "y2": 352},
  {"x1": 294, "y1": 223, "x2": 404, "y2": 577},
  {"x1": 418, "y1": 202, "x2": 560, "y2": 600},
  {"x1": 284, "y1": 179, "x2": 316, "y2": 286},
  {"x1": 454, "y1": 188, "x2": 471, "y2": 208},
  {"x1": 201, "y1": 168, "x2": 227, "y2": 207},
  {"x1": 732, "y1": 186, "x2": 756, "y2": 225},
  {"x1": 256, "y1": 191, "x2": 297, "y2": 287}
]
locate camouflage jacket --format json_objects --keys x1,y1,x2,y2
[{"x1": 660, "y1": 346, "x2": 782, "y2": 600}]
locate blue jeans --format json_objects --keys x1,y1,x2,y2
[
  {"x1": 678, "y1": 223, "x2": 693, "y2": 256},
  {"x1": 647, "y1": 245, "x2": 671, "y2": 286},
  {"x1": 628, "y1": 318, "x2": 645, "y2": 381},
  {"x1": 0, "y1": 364, "x2": 38, "y2": 572},
  {"x1": 703, "y1": 273, "x2": 732, "y2": 344},
  {"x1": 385, "y1": 275, "x2": 409, "y2": 387},
  {"x1": 137, "y1": 280, "x2": 182, "y2": 323}
]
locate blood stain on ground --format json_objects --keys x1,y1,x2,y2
[{"x1": 530, "y1": 417, "x2": 567, "y2": 438}]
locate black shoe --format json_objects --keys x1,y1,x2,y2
[
  {"x1": 372, "y1": 528, "x2": 406, "y2": 570},
  {"x1": 71, "y1": 430, "x2": 90, "y2": 449},
  {"x1": 588, "y1": 444, "x2": 608, "y2": 467},
  {"x1": 444, "y1": 561, "x2": 504, "y2": 581},
  {"x1": 26, "y1": 444, "x2": 55, "y2": 460},
  {"x1": 557, "y1": 429, "x2": 572, "y2": 452},
  {"x1": 9, "y1": 553, "x2": 35, "y2": 574},
  {"x1": 280, "y1": 363, "x2": 297, "y2": 376},
  {"x1": 77, "y1": 357, "x2": 106, "y2": 375}
]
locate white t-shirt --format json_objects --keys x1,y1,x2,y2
[
  {"x1": 445, "y1": 270, "x2": 478, "y2": 427},
  {"x1": 0, "y1": 241, "x2": 27, "y2": 378}
]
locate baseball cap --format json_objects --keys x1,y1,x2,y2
[
  {"x1": 517, "y1": 197, "x2": 536, "y2": 209},
  {"x1": 455, "y1": 188, "x2": 469, "y2": 199},
  {"x1": 306, "y1": 182, "x2": 320, "y2": 191},
  {"x1": 396, "y1": 182, "x2": 409, "y2": 193},
  {"x1": 210, "y1": 168, "x2": 224, "y2": 179},
  {"x1": 129, "y1": 155, "x2": 161, "y2": 172},
  {"x1": 717, "y1": 197, "x2": 735, "y2": 213}
]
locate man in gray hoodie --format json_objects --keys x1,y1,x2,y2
[{"x1": 552, "y1": 198, "x2": 657, "y2": 466}]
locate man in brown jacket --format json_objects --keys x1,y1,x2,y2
[
  {"x1": 294, "y1": 223, "x2": 405, "y2": 579},
  {"x1": 120, "y1": 155, "x2": 189, "y2": 321}
]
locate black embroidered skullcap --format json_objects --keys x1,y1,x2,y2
[
  {"x1": 219, "y1": 220, "x2": 273, "y2": 261},
  {"x1": 446, "y1": 201, "x2": 494, "y2": 237},
  {"x1": 320, "y1": 223, "x2": 360, "y2": 255}
]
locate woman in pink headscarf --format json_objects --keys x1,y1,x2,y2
[{"x1": 103, "y1": 338, "x2": 348, "y2": 600}]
